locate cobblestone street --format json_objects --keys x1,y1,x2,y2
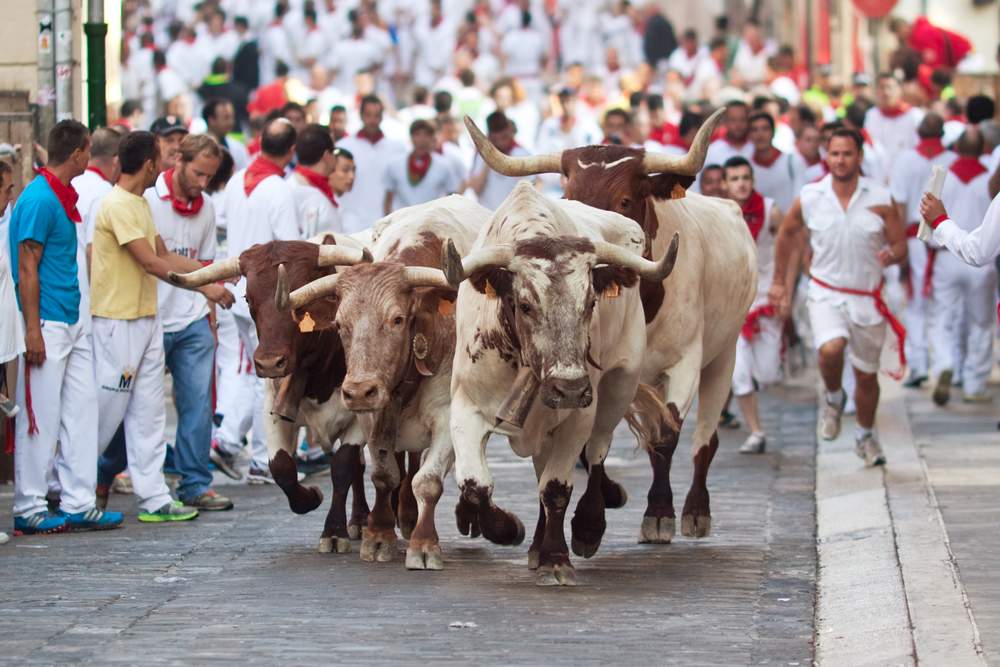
[{"x1": 0, "y1": 384, "x2": 817, "y2": 665}]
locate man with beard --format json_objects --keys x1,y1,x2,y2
[{"x1": 705, "y1": 101, "x2": 753, "y2": 169}]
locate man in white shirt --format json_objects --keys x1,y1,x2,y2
[
  {"x1": 468, "y1": 111, "x2": 534, "y2": 210},
  {"x1": 535, "y1": 88, "x2": 600, "y2": 197},
  {"x1": 202, "y1": 99, "x2": 250, "y2": 170},
  {"x1": 499, "y1": 10, "x2": 548, "y2": 102},
  {"x1": 335, "y1": 95, "x2": 407, "y2": 232},
  {"x1": 793, "y1": 124, "x2": 826, "y2": 184},
  {"x1": 923, "y1": 129, "x2": 996, "y2": 405},
  {"x1": 748, "y1": 111, "x2": 803, "y2": 213},
  {"x1": 326, "y1": 11, "x2": 382, "y2": 95},
  {"x1": 888, "y1": 113, "x2": 956, "y2": 388},
  {"x1": 687, "y1": 37, "x2": 728, "y2": 104},
  {"x1": 731, "y1": 20, "x2": 776, "y2": 87},
  {"x1": 289, "y1": 124, "x2": 342, "y2": 237},
  {"x1": 864, "y1": 74, "x2": 924, "y2": 182},
  {"x1": 705, "y1": 102, "x2": 754, "y2": 170},
  {"x1": 667, "y1": 29, "x2": 706, "y2": 85},
  {"x1": 412, "y1": 1, "x2": 456, "y2": 89},
  {"x1": 260, "y1": 4, "x2": 295, "y2": 86},
  {"x1": 383, "y1": 120, "x2": 459, "y2": 215},
  {"x1": 331, "y1": 147, "x2": 356, "y2": 200},
  {"x1": 166, "y1": 23, "x2": 206, "y2": 90},
  {"x1": 769, "y1": 129, "x2": 907, "y2": 467},
  {"x1": 214, "y1": 119, "x2": 300, "y2": 482},
  {"x1": 145, "y1": 134, "x2": 233, "y2": 511}
]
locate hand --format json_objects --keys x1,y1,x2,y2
[
  {"x1": 920, "y1": 193, "x2": 947, "y2": 226},
  {"x1": 768, "y1": 282, "x2": 791, "y2": 319},
  {"x1": 878, "y1": 246, "x2": 897, "y2": 267},
  {"x1": 201, "y1": 284, "x2": 235, "y2": 309},
  {"x1": 24, "y1": 327, "x2": 46, "y2": 366}
]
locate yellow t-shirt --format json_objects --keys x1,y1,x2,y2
[{"x1": 90, "y1": 185, "x2": 159, "y2": 320}]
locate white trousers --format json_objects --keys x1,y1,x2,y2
[
  {"x1": 213, "y1": 307, "x2": 255, "y2": 441},
  {"x1": 214, "y1": 311, "x2": 267, "y2": 468},
  {"x1": 13, "y1": 320, "x2": 97, "y2": 517},
  {"x1": 929, "y1": 251, "x2": 997, "y2": 394},
  {"x1": 903, "y1": 238, "x2": 930, "y2": 376},
  {"x1": 92, "y1": 316, "x2": 172, "y2": 513},
  {"x1": 732, "y1": 315, "x2": 783, "y2": 396}
]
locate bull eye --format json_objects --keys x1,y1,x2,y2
[
  {"x1": 393, "y1": 315, "x2": 404, "y2": 326},
  {"x1": 619, "y1": 197, "x2": 632, "y2": 210},
  {"x1": 518, "y1": 302, "x2": 531, "y2": 315}
]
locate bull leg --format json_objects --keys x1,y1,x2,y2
[
  {"x1": 641, "y1": 351, "x2": 701, "y2": 545},
  {"x1": 396, "y1": 451, "x2": 421, "y2": 539},
  {"x1": 527, "y1": 453, "x2": 549, "y2": 570},
  {"x1": 681, "y1": 341, "x2": 736, "y2": 538},
  {"x1": 318, "y1": 445, "x2": 355, "y2": 554},
  {"x1": 263, "y1": 384, "x2": 323, "y2": 514},
  {"x1": 405, "y1": 425, "x2": 454, "y2": 571},
  {"x1": 390, "y1": 451, "x2": 405, "y2": 521},
  {"x1": 451, "y1": 388, "x2": 525, "y2": 547},
  {"x1": 360, "y1": 444, "x2": 401, "y2": 563},
  {"x1": 347, "y1": 444, "x2": 369, "y2": 540}
]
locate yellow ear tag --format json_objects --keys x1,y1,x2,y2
[
  {"x1": 298, "y1": 312, "x2": 316, "y2": 333},
  {"x1": 671, "y1": 183, "x2": 687, "y2": 200},
  {"x1": 604, "y1": 282, "x2": 620, "y2": 299},
  {"x1": 484, "y1": 279, "x2": 498, "y2": 299},
  {"x1": 438, "y1": 298, "x2": 455, "y2": 316}
]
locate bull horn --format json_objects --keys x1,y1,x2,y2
[
  {"x1": 316, "y1": 244, "x2": 373, "y2": 267},
  {"x1": 594, "y1": 232, "x2": 680, "y2": 283},
  {"x1": 402, "y1": 267, "x2": 453, "y2": 290},
  {"x1": 464, "y1": 116, "x2": 562, "y2": 177},
  {"x1": 167, "y1": 256, "x2": 241, "y2": 288},
  {"x1": 288, "y1": 273, "x2": 341, "y2": 311},
  {"x1": 274, "y1": 263, "x2": 290, "y2": 311},
  {"x1": 443, "y1": 244, "x2": 515, "y2": 287},
  {"x1": 641, "y1": 108, "x2": 724, "y2": 176}
]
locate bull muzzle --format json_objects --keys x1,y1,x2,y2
[
  {"x1": 341, "y1": 376, "x2": 390, "y2": 412},
  {"x1": 254, "y1": 352, "x2": 291, "y2": 378},
  {"x1": 540, "y1": 375, "x2": 593, "y2": 410}
]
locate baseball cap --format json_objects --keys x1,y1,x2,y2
[{"x1": 150, "y1": 115, "x2": 188, "y2": 137}]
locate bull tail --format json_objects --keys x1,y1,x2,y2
[{"x1": 625, "y1": 383, "x2": 676, "y2": 453}]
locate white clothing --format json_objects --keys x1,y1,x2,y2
[
  {"x1": 145, "y1": 173, "x2": 216, "y2": 334},
  {"x1": 221, "y1": 136, "x2": 251, "y2": 171},
  {"x1": 13, "y1": 321, "x2": 96, "y2": 516},
  {"x1": 0, "y1": 226, "x2": 23, "y2": 363},
  {"x1": 793, "y1": 151, "x2": 827, "y2": 185},
  {"x1": 214, "y1": 310, "x2": 268, "y2": 469},
  {"x1": 260, "y1": 22, "x2": 296, "y2": 84},
  {"x1": 687, "y1": 56, "x2": 724, "y2": 103},
  {"x1": 705, "y1": 139, "x2": 754, "y2": 171},
  {"x1": 732, "y1": 316, "x2": 782, "y2": 396},
  {"x1": 933, "y1": 192, "x2": 1000, "y2": 267},
  {"x1": 166, "y1": 40, "x2": 207, "y2": 89},
  {"x1": 213, "y1": 306, "x2": 255, "y2": 439},
  {"x1": 335, "y1": 134, "x2": 408, "y2": 232},
  {"x1": 808, "y1": 298, "x2": 887, "y2": 374},
  {"x1": 732, "y1": 39, "x2": 777, "y2": 86},
  {"x1": 295, "y1": 27, "x2": 328, "y2": 77},
  {"x1": 500, "y1": 28, "x2": 547, "y2": 79},
  {"x1": 752, "y1": 151, "x2": 803, "y2": 213},
  {"x1": 535, "y1": 117, "x2": 601, "y2": 196},
  {"x1": 863, "y1": 107, "x2": 925, "y2": 182},
  {"x1": 288, "y1": 171, "x2": 342, "y2": 238},
  {"x1": 157, "y1": 67, "x2": 189, "y2": 106},
  {"x1": 326, "y1": 37, "x2": 382, "y2": 93},
  {"x1": 383, "y1": 153, "x2": 460, "y2": 212},
  {"x1": 902, "y1": 237, "x2": 931, "y2": 376},
  {"x1": 93, "y1": 316, "x2": 173, "y2": 513},
  {"x1": 413, "y1": 19, "x2": 457, "y2": 88},
  {"x1": 667, "y1": 46, "x2": 707, "y2": 82},
  {"x1": 470, "y1": 145, "x2": 532, "y2": 211},
  {"x1": 70, "y1": 169, "x2": 112, "y2": 334},
  {"x1": 889, "y1": 147, "x2": 957, "y2": 225}
]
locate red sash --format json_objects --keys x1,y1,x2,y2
[{"x1": 741, "y1": 304, "x2": 777, "y2": 341}]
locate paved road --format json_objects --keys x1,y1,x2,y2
[{"x1": 0, "y1": 386, "x2": 817, "y2": 665}]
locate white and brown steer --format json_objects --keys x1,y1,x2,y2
[
  {"x1": 169, "y1": 234, "x2": 372, "y2": 554},
  {"x1": 466, "y1": 110, "x2": 757, "y2": 543},
  {"x1": 286, "y1": 196, "x2": 491, "y2": 569},
  {"x1": 443, "y1": 182, "x2": 679, "y2": 585}
]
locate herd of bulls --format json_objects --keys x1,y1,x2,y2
[{"x1": 169, "y1": 108, "x2": 758, "y2": 586}]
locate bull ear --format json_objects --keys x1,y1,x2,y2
[
  {"x1": 294, "y1": 297, "x2": 340, "y2": 333},
  {"x1": 647, "y1": 173, "x2": 695, "y2": 200},
  {"x1": 469, "y1": 268, "x2": 513, "y2": 298},
  {"x1": 321, "y1": 234, "x2": 337, "y2": 245},
  {"x1": 593, "y1": 265, "x2": 638, "y2": 297}
]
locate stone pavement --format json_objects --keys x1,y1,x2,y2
[{"x1": 0, "y1": 384, "x2": 817, "y2": 665}]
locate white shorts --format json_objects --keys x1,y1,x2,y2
[
  {"x1": 732, "y1": 315, "x2": 783, "y2": 396},
  {"x1": 808, "y1": 297, "x2": 887, "y2": 374}
]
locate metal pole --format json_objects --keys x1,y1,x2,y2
[
  {"x1": 36, "y1": 0, "x2": 56, "y2": 138},
  {"x1": 85, "y1": 0, "x2": 107, "y2": 128},
  {"x1": 805, "y1": 0, "x2": 814, "y2": 82}
]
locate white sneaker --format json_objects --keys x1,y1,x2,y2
[
  {"x1": 854, "y1": 434, "x2": 886, "y2": 467},
  {"x1": 819, "y1": 392, "x2": 846, "y2": 441},
  {"x1": 739, "y1": 432, "x2": 766, "y2": 454},
  {"x1": 0, "y1": 531, "x2": 8, "y2": 545}
]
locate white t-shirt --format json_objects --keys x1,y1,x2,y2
[
  {"x1": 732, "y1": 39, "x2": 777, "y2": 85},
  {"x1": 751, "y1": 150, "x2": 803, "y2": 213},
  {"x1": 470, "y1": 145, "x2": 532, "y2": 210},
  {"x1": 500, "y1": 29, "x2": 546, "y2": 78},
  {"x1": 940, "y1": 161, "x2": 993, "y2": 235},
  {"x1": 288, "y1": 170, "x2": 342, "y2": 238},
  {"x1": 335, "y1": 133, "x2": 408, "y2": 232},
  {"x1": 146, "y1": 172, "x2": 216, "y2": 333},
  {"x1": 383, "y1": 153, "x2": 460, "y2": 212},
  {"x1": 326, "y1": 37, "x2": 382, "y2": 93},
  {"x1": 667, "y1": 46, "x2": 706, "y2": 82},
  {"x1": 705, "y1": 138, "x2": 754, "y2": 170},
  {"x1": 222, "y1": 135, "x2": 251, "y2": 171},
  {"x1": 863, "y1": 106, "x2": 925, "y2": 182},
  {"x1": 0, "y1": 203, "x2": 24, "y2": 364},
  {"x1": 888, "y1": 146, "x2": 956, "y2": 225},
  {"x1": 70, "y1": 168, "x2": 113, "y2": 333}
]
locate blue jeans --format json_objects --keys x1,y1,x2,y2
[{"x1": 97, "y1": 317, "x2": 215, "y2": 500}]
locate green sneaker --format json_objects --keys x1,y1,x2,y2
[{"x1": 138, "y1": 500, "x2": 199, "y2": 523}]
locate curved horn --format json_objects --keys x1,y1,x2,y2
[
  {"x1": 316, "y1": 244, "x2": 373, "y2": 267},
  {"x1": 288, "y1": 273, "x2": 341, "y2": 311},
  {"x1": 464, "y1": 116, "x2": 562, "y2": 177},
  {"x1": 167, "y1": 257, "x2": 241, "y2": 288},
  {"x1": 442, "y1": 243, "x2": 516, "y2": 287},
  {"x1": 594, "y1": 232, "x2": 680, "y2": 283},
  {"x1": 402, "y1": 267, "x2": 453, "y2": 290},
  {"x1": 641, "y1": 107, "x2": 725, "y2": 176},
  {"x1": 274, "y1": 263, "x2": 290, "y2": 311}
]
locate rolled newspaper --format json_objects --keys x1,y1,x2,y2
[{"x1": 917, "y1": 165, "x2": 948, "y2": 242}]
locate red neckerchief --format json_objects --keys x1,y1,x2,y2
[
  {"x1": 916, "y1": 138, "x2": 945, "y2": 159},
  {"x1": 407, "y1": 153, "x2": 432, "y2": 186},
  {"x1": 357, "y1": 128, "x2": 384, "y2": 144},
  {"x1": 38, "y1": 167, "x2": 81, "y2": 223},
  {"x1": 163, "y1": 168, "x2": 205, "y2": 217},
  {"x1": 860, "y1": 128, "x2": 874, "y2": 146},
  {"x1": 950, "y1": 156, "x2": 988, "y2": 184},
  {"x1": 724, "y1": 135, "x2": 748, "y2": 149},
  {"x1": 741, "y1": 190, "x2": 766, "y2": 241},
  {"x1": 799, "y1": 149, "x2": 822, "y2": 166},
  {"x1": 244, "y1": 156, "x2": 285, "y2": 196},
  {"x1": 499, "y1": 141, "x2": 521, "y2": 156},
  {"x1": 295, "y1": 165, "x2": 336, "y2": 205},
  {"x1": 183, "y1": 35, "x2": 196, "y2": 45},
  {"x1": 667, "y1": 137, "x2": 690, "y2": 151},
  {"x1": 878, "y1": 103, "x2": 911, "y2": 119},
  {"x1": 649, "y1": 123, "x2": 680, "y2": 145},
  {"x1": 753, "y1": 147, "x2": 782, "y2": 168},
  {"x1": 87, "y1": 165, "x2": 110, "y2": 182}
]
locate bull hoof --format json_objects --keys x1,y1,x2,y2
[
  {"x1": 405, "y1": 544, "x2": 443, "y2": 571},
  {"x1": 536, "y1": 563, "x2": 577, "y2": 587},
  {"x1": 481, "y1": 507, "x2": 525, "y2": 547},
  {"x1": 571, "y1": 535, "x2": 601, "y2": 559},
  {"x1": 455, "y1": 498, "x2": 481, "y2": 538},
  {"x1": 681, "y1": 513, "x2": 711, "y2": 538},
  {"x1": 376, "y1": 539, "x2": 396, "y2": 562},
  {"x1": 318, "y1": 537, "x2": 333, "y2": 553},
  {"x1": 347, "y1": 523, "x2": 362, "y2": 540},
  {"x1": 527, "y1": 549, "x2": 540, "y2": 570},
  {"x1": 319, "y1": 536, "x2": 351, "y2": 554},
  {"x1": 360, "y1": 527, "x2": 397, "y2": 563},
  {"x1": 638, "y1": 516, "x2": 676, "y2": 544},
  {"x1": 570, "y1": 512, "x2": 605, "y2": 559},
  {"x1": 602, "y1": 480, "x2": 628, "y2": 510},
  {"x1": 289, "y1": 486, "x2": 324, "y2": 515}
]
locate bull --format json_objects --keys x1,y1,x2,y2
[
  {"x1": 464, "y1": 109, "x2": 757, "y2": 543},
  {"x1": 443, "y1": 182, "x2": 679, "y2": 585},
  {"x1": 286, "y1": 196, "x2": 490, "y2": 569},
  {"x1": 168, "y1": 234, "x2": 373, "y2": 554}
]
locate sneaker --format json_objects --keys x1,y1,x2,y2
[
  {"x1": 247, "y1": 464, "x2": 277, "y2": 484},
  {"x1": 96, "y1": 484, "x2": 110, "y2": 510},
  {"x1": 854, "y1": 434, "x2": 886, "y2": 467},
  {"x1": 844, "y1": 398, "x2": 857, "y2": 416},
  {"x1": 296, "y1": 452, "x2": 331, "y2": 477},
  {"x1": 62, "y1": 507, "x2": 124, "y2": 531},
  {"x1": 183, "y1": 490, "x2": 234, "y2": 511},
  {"x1": 138, "y1": 500, "x2": 199, "y2": 523},
  {"x1": 718, "y1": 409, "x2": 741, "y2": 430},
  {"x1": 210, "y1": 441, "x2": 243, "y2": 480},
  {"x1": 0, "y1": 394, "x2": 18, "y2": 418},
  {"x1": 111, "y1": 473, "x2": 133, "y2": 494},
  {"x1": 932, "y1": 370, "x2": 952, "y2": 406},
  {"x1": 819, "y1": 392, "x2": 847, "y2": 441},
  {"x1": 902, "y1": 372, "x2": 928, "y2": 389},
  {"x1": 962, "y1": 392, "x2": 993, "y2": 404},
  {"x1": 739, "y1": 432, "x2": 766, "y2": 454},
  {"x1": 0, "y1": 531, "x2": 8, "y2": 545},
  {"x1": 14, "y1": 511, "x2": 68, "y2": 535}
]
